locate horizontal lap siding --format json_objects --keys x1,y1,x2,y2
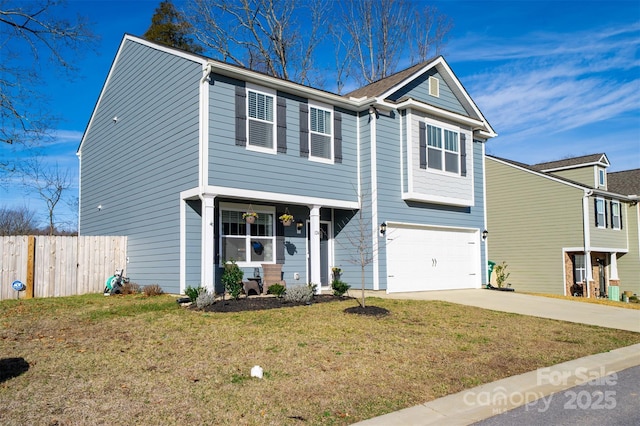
[
  {"x1": 208, "y1": 77, "x2": 358, "y2": 201},
  {"x1": 389, "y1": 69, "x2": 467, "y2": 115},
  {"x1": 486, "y1": 159, "x2": 584, "y2": 294},
  {"x1": 80, "y1": 40, "x2": 201, "y2": 293}
]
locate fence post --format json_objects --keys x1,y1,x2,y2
[{"x1": 26, "y1": 235, "x2": 35, "y2": 299}]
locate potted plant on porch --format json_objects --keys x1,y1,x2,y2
[{"x1": 279, "y1": 212, "x2": 294, "y2": 226}]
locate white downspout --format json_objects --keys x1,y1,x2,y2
[
  {"x1": 582, "y1": 190, "x2": 593, "y2": 297},
  {"x1": 369, "y1": 107, "x2": 380, "y2": 291}
]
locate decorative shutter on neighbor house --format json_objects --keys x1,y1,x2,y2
[
  {"x1": 277, "y1": 96, "x2": 287, "y2": 153},
  {"x1": 299, "y1": 103, "x2": 309, "y2": 157},
  {"x1": 334, "y1": 112, "x2": 342, "y2": 163},
  {"x1": 594, "y1": 199, "x2": 600, "y2": 227},
  {"x1": 604, "y1": 200, "x2": 609, "y2": 228},
  {"x1": 419, "y1": 122, "x2": 427, "y2": 169},
  {"x1": 235, "y1": 86, "x2": 247, "y2": 146},
  {"x1": 460, "y1": 133, "x2": 467, "y2": 176},
  {"x1": 620, "y1": 203, "x2": 624, "y2": 229}
]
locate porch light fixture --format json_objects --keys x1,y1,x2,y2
[
  {"x1": 296, "y1": 220, "x2": 304, "y2": 234},
  {"x1": 482, "y1": 229, "x2": 488, "y2": 240},
  {"x1": 379, "y1": 222, "x2": 387, "y2": 236}
]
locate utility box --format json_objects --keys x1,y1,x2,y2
[{"x1": 608, "y1": 285, "x2": 620, "y2": 302}]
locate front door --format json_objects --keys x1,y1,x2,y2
[
  {"x1": 308, "y1": 222, "x2": 331, "y2": 287},
  {"x1": 597, "y1": 258, "x2": 606, "y2": 297}
]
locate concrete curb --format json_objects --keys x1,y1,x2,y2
[{"x1": 352, "y1": 343, "x2": 640, "y2": 425}]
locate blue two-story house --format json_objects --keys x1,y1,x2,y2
[{"x1": 78, "y1": 35, "x2": 496, "y2": 294}]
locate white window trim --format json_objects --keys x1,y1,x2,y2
[
  {"x1": 246, "y1": 84, "x2": 277, "y2": 155},
  {"x1": 424, "y1": 118, "x2": 461, "y2": 176},
  {"x1": 308, "y1": 100, "x2": 334, "y2": 164},
  {"x1": 598, "y1": 169, "x2": 606, "y2": 188},
  {"x1": 219, "y1": 202, "x2": 276, "y2": 267},
  {"x1": 611, "y1": 200, "x2": 621, "y2": 230},
  {"x1": 595, "y1": 197, "x2": 606, "y2": 228}
]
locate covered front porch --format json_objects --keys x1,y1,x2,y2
[{"x1": 179, "y1": 186, "x2": 359, "y2": 294}]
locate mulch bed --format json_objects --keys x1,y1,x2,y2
[{"x1": 184, "y1": 294, "x2": 390, "y2": 316}]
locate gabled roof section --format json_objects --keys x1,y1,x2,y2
[
  {"x1": 532, "y1": 153, "x2": 610, "y2": 172},
  {"x1": 346, "y1": 56, "x2": 496, "y2": 139},
  {"x1": 608, "y1": 169, "x2": 640, "y2": 196}
]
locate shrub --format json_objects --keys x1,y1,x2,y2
[
  {"x1": 185, "y1": 285, "x2": 205, "y2": 303},
  {"x1": 331, "y1": 279, "x2": 350, "y2": 297},
  {"x1": 284, "y1": 285, "x2": 314, "y2": 304},
  {"x1": 222, "y1": 260, "x2": 244, "y2": 300},
  {"x1": 195, "y1": 291, "x2": 216, "y2": 309},
  {"x1": 267, "y1": 283, "x2": 286, "y2": 297},
  {"x1": 121, "y1": 281, "x2": 141, "y2": 295},
  {"x1": 143, "y1": 284, "x2": 164, "y2": 297},
  {"x1": 494, "y1": 261, "x2": 511, "y2": 288},
  {"x1": 629, "y1": 295, "x2": 638, "y2": 304}
]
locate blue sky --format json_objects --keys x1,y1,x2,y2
[{"x1": 2, "y1": 0, "x2": 639, "y2": 229}]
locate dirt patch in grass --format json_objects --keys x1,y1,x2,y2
[
  {"x1": 198, "y1": 294, "x2": 349, "y2": 312},
  {"x1": 1, "y1": 294, "x2": 639, "y2": 425}
]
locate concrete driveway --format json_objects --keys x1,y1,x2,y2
[{"x1": 356, "y1": 289, "x2": 640, "y2": 333}]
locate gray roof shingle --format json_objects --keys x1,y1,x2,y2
[{"x1": 608, "y1": 169, "x2": 640, "y2": 196}]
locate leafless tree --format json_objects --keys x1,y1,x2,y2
[
  {"x1": 339, "y1": 0, "x2": 452, "y2": 85},
  {"x1": 0, "y1": 0, "x2": 95, "y2": 174},
  {"x1": 0, "y1": 206, "x2": 38, "y2": 235},
  {"x1": 20, "y1": 157, "x2": 71, "y2": 235},
  {"x1": 188, "y1": 0, "x2": 329, "y2": 85}
]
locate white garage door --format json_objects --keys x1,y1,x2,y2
[{"x1": 386, "y1": 225, "x2": 481, "y2": 293}]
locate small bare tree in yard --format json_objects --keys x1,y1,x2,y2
[{"x1": 20, "y1": 158, "x2": 71, "y2": 235}]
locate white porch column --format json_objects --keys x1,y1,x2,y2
[
  {"x1": 309, "y1": 205, "x2": 321, "y2": 293},
  {"x1": 202, "y1": 195, "x2": 215, "y2": 293},
  {"x1": 582, "y1": 191, "x2": 593, "y2": 297},
  {"x1": 610, "y1": 252, "x2": 619, "y2": 280}
]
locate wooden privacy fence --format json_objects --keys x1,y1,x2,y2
[{"x1": 0, "y1": 236, "x2": 127, "y2": 301}]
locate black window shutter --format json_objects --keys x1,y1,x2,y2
[
  {"x1": 620, "y1": 203, "x2": 623, "y2": 229},
  {"x1": 419, "y1": 122, "x2": 427, "y2": 169},
  {"x1": 604, "y1": 200, "x2": 609, "y2": 228},
  {"x1": 334, "y1": 111, "x2": 342, "y2": 163},
  {"x1": 299, "y1": 103, "x2": 309, "y2": 158},
  {"x1": 277, "y1": 96, "x2": 287, "y2": 153},
  {"x1": 460, "y1": 133, "x2": 467, "y2": 176},
  {"x1": 235, "y1": 86, "x2": 247, "y2": 146},
  {"x1": 594, "y1": 199, "x2": 599, "y2": 227}
]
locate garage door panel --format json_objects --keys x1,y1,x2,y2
[{"x1": 386, "y1": 226, "x2": 480, "y2": 293}]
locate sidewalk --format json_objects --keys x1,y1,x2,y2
[
  {"x1": 350, "y1": 289, "x2": 640, "y2": 425},
  {"x1": 352, "y1": 343, "x2": 640, "y2": 425}
]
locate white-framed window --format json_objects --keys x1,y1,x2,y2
[
  {"x1": 595, "y1": 198, "x2": 606, "y2": 228},
  {"x1": 309, "y1": 104, "x2": 333, "y2": 162},
  {"x1": 573, "y1": 254, "x2": 586, "y2": 283},
  {"x1": 427, "y1": 124, "x2": 459, "y2": 174},
  {"x1": 247, "y1": 88, "x2": 276, "y2": 152},
  {"x1": 611, "y1": 200, "x2": 621, "y2": 229},
  {"x1": 598, "y1": 169, "x2": 606, "y2": 187},
  {"x1": 220, "y1": 204, "x2": 275, "y2": 266}
]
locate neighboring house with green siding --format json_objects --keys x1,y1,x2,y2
[{"x1": 486, "y1": 153, "x2": 639, "y2": 298}]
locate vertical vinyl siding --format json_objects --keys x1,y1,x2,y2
[
  {"x1": 79, "y1": 40, "x2": 201, "y2": 293},
  {"x1": 208, "y1": 76, "x2": 358, "y2": 202},
  {"x1": 486, "y1": 159, "x2": 585, "y2": 294}
]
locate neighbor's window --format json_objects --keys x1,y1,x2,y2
[
  {"x1": 309, "y1": 106, "x2": 332, "y2": 160},
  {"x1": 427, "y1": 124, "x2": 459, "y2": 174},
  {"x1": 221, "y1": 209, "x2": 274, "y2": 265},
  {"x1": 611, "y1": 200, "x2": 621, "y2": 229},
  {"x1": 598, "y1": 169, "x2": 606, "y2": 187},
  {"x1": 573, "y1": 254, "x2": 586, "y2": 283},
  {"x1": 595, "y1": 198, "x2": 606, "y2": 228},
  {"x1": 247, "y1": 90, "x2": 274, "y2": 150}
]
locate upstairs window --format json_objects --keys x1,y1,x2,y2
[
  {"x1": 598, "y1": 169, "x2": 606, "y2": 187},
  {"x1": 611, "y1": 200, "x2": 621, "y2": 229},
  {"x1": 427, "y1": 124, "x2": 459, "y2": 174},
  {"x1": 595, "y1": 198, "x2": 606, "y2": 228},
  {"x1": 247, "y1": 90, "x2": 275, "y2": 150},
  {"x1": 309, "y1": 106, "x2": 332, "y2": 161}
]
